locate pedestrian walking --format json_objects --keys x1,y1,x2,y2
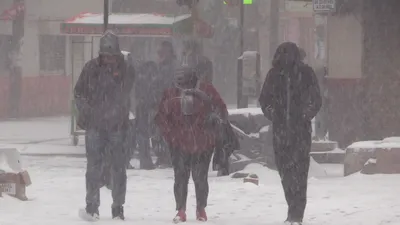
[
  {"x1": 258, "y1": 42, "x2": 322, "y2": 225},
  {"x1": 155, "y1": 66, "x2": 227, "y2": 223},
  {"x1": 74, "y1": 30, "x2": 135, "y2": 221}
]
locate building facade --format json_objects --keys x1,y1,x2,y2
[
  {"x1": 326, "y1": 0, "x2": 400, "y2": 147},
  {"x1": 0, "y1": 0, "x2": 102, "y2": 118}
]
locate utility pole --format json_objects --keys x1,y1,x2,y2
[
  {"x1": 269, "y1": 0, "x2": 280, "y2": 61},
  {"x1": 104, "y1": 0, "x2": 109, "y2": 32},
  {"x1": 191, "y1": 0, "x2": 198, "y2": 37},
  {"x1": 9, "y1": 0, "x2": 25, "y2": 118},
  {"x1": 237, "y1": 1, "x2": 246, "y2": 108}
]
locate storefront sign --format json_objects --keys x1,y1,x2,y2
[
  {"x1": 285, "y1": 1, "x2": 313, "y2": 13},
  {"x1": 61, "y1": 24, "x2": 173, "y2": 36},
  {"x1": 313, "y1": 0, "x2": 336, "y2": 13}
]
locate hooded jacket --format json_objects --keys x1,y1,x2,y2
[
  {"x1": 259, "y1": 42, "x2": 322, "y2": 130},
  {"x1": 74, "y1": 31, "x2": 135, "y2": 131},
  {"x1": 154, "y1": 68, "x2": 227, "y2": 153}
]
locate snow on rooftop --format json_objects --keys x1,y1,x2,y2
[{"x1": 66, "y1": 13, "x2": 190, "y2": 25}]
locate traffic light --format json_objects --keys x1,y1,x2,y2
[
  {"x1": 176, "y1": 0, "x2": 199, "y2": 9},
  {"x1": 224, "y1": 0, "x2": 253, "y2": 6}
]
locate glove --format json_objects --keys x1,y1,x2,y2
[{"x1": 183, "y1": 89, "x2": 211, "y2": 103}]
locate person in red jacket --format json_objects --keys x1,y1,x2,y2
[{"x1": 155, "y1": 66, "x2": 227, "y2": 223}]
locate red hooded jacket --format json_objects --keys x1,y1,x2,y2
[{"x1": 155, "y1": 82, "x2": 227, "y2": 153}]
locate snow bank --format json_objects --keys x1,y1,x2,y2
[
  {"x1": 228, "y1": 108, "x2": 263, "y2": 117},
  {"x1": 309, "y1": 157, "x2": 328, "y2": 178},
  {"x1": 239, "y1": 158, "x2": 328, "y2": 182},
  {"x1": 348, "y1": 137, "x2": 400, "y2": 152},
  {"x1": 1, "y1": 144, "x2": 85, "y2": 156}
]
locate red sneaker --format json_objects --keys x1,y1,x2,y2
[
  {"x1": 196, "y1": 209, "x2": 207, "y2": 222},
  {"x1": 173, "y1": 210, "x2": 187, "y2": 223}
]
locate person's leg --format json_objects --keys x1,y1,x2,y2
[
  {"x1": 107, "y1": 129, "x2": 128, "y2": 219},
  {"x1": 289, "y1": 128, "x2": 312, "y2": 223},
  {"x1": 136, "y1": 109, "x2": 154, "y2": 169},
  {"x1": 85, "y1": 129, "x2": 106, "y2": 215},
  {"x1": 125, "y1": 119, "x2": 136, "y2": 169},
  {"x1": 273, "y1": 130, "x2": 294, "y2": 222},
  {"x1": 191, "y1": 151, "x2": 213, "y2": 214},
  {"x1": 156, "y1": 138, "x2": 172, "y2": 167},
  {"x1": 170, "y1": 149, "x2": 191, "y2": 211}
]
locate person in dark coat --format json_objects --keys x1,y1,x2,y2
[
  {"x1": 152, "y1": 41, "x2": 179, "y2": 168},
  {"x1": 134, "y1": 61, "x2": 160, "y2": 170},
  {"x1": 258, "y1": 42, "x2": 322, "y2": 225},
  {"x1": 155, "y1": 66, "x2": 227, "y2": 223},
  {"x1": 74, "y1": 30, "x2": 134, "y2": 221}
]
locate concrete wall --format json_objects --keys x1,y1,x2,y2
[
  {"x1": 362, "y1": 0, "x2": 400, "y2": 140},
  {"x1": 325, "y1": 1, "x2": 365, "y2": 147},
  {"x1": 326, "y1": 0, "x2": 400, "y2": 147}
]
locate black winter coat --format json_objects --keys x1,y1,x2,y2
[
  {"x1": 259, "y1": 64, "x2": 322, "y2": 128},
  {"x1": 74, "y1": 56, "x2": 135, "y2": 131}
]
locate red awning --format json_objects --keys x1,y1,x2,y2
[{"x1": 0, "y1": 2, "x2": 25, "y2": 21}]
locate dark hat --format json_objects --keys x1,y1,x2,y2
[{"x1": 99, "y1": 30, "x2": 121, "y2": 55}]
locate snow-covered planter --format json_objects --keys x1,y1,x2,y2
[
  {"x1": 344, "y1": 141, "x2": 379, "y2": 176},
  {"x1": 0, "y1": 148, "x2": 31, "y2": 200},
  {"x1": 344, "y1": 137, "x2": 400, "y2": 176},
  {"x1": 311, "y1": 140, "x2": 338, "y2": 152},
  {"x1": 375, "y1": 148, "x2": 400, "y2": 174}
]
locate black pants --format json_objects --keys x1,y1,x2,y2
[
  {"x1": 125, "y1": 119, "x2": 137, "y2": 167},
  {"x1": 85, "y1": 129, "x2": 127, "y2": 209},
  {"x1": 135, "y1": 108, "x2": 154, "y2": 169},
  {"x1": 154, "y1": 135, "x2": 171, "y2": 167},
  {"x1": 170, "y1": 149, "x2": 213, "y2": 211},
  {"x1": 273, "y1": 125, "x2": 311, "y2": 222}
]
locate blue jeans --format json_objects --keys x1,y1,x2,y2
[{"x1": 85, "y1": 129, "x2": 127, "y2": 208}]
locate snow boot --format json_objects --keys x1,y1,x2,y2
[
  {"x1": 112, "y1": 206, "x2": 125, "y2": 220},
  {"x1": 173, "y1": 210, "x2": 187, "y2": 223},
  {"x1": 196, "y1": 209, "x2": 207, "y2": 222},
  {"x1": 284, "y1": 220, "x2": 302, "y2": 225},
  {"x1": 79, "y1": 205, "x2": 99, "y2": 221}
]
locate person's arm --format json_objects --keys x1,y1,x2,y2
[
  {"x1": 303, "y1": 66, "x2": 322, "y2": 120},
  {"x1": 124, "y1": 63, "x2": 136, "y2": 95},
  {"x1": 204, "y1": 83, "x2": 228, "y2": 122},
  {"x1": 74, "y1": 63, "x2": 93, "y2": 118},
  {"x1": 204, "y1": 59, "x2": 213, "y2": 83},
  {"x1": 258, "y1": 69, "x2": 275, "y2": 121}
]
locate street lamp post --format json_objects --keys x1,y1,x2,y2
[
  {"x1": 104, "y1": 0, "x2": 109, "y2": 32},
  {"x1": 237, "y1": 1, "x2": 247, "y2": 108}
]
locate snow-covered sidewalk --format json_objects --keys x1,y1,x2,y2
[
  {"x1": 0, "y1": 117, "x2": 71, "y2": 145},
  {"x1": 1, "y1": 157, "x2": 400, "y2": 225}
]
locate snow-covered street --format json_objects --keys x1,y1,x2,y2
[{"x1": 1, "y1": 117, "x2": 400, "y2": 225}]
